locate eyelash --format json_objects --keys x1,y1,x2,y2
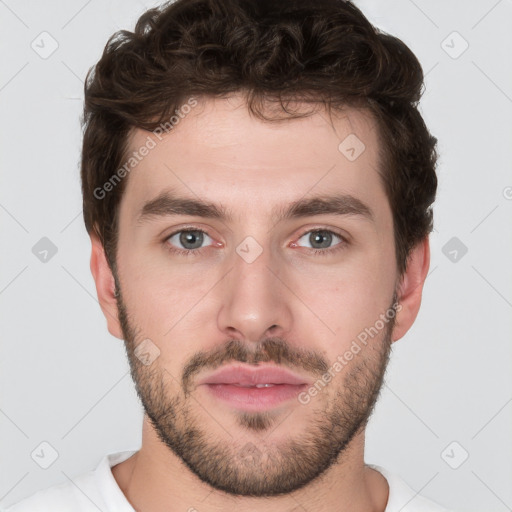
[{"x1": 163, "y1": 227, "x2": 348, "y2": 258}]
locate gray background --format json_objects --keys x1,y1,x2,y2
[{"x1": 1, "y1": 0, "x2": 511, "y2": 510}]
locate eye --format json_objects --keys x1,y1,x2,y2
[
  {"x1": 162, "y1": 227, "x2": 348, "y2": 258},
  {"x1": 294, "y1": 229, "x2": 347, "y2": 255},
  {"x1": 165, "y1": 228, "x2": 213, "y2": 256}
]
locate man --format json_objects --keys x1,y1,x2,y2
[{"x1": 5, "y1": 0, "x2": 452, "y2": 510}]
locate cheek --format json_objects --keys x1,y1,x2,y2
[
  {"x1": 292, "y1": 246, "x2": 396, "y2": 349},
  {"x1": 117, "y1": 222, "x2": 397, "y2": 359},
  {"x1": 117, "y1": 249, "x2": 221, "y2": 341}
]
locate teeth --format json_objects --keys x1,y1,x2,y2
[{"x1": 230, "y1": 383, "x2": 276, "y2": 388}]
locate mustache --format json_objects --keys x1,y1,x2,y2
[{"x1": 181, "y1": 337, "x2": 329, "y2": 393}]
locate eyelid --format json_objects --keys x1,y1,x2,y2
[
  {"x1": 293, "y1": 225, "x2": 350, "y2": 244},
  {"x1": 163, "y1": 224, "x2": 219, "y2": 243},
  {"x1": 164, "y1": 226, "x2": 221, "y2": 251},
  {"x1": 167, "y1": 228, "x2": 213, "y2": 244},
  {"x1": 162, "y1": 225, "x2": 350, "y2": 255},
  {"x1": 291, "y1": 227, "x2": 348, "y2": 252}
]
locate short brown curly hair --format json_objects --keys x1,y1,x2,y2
[{"x1": 81, "y1": 0, "x2": 438, "y2": 278}]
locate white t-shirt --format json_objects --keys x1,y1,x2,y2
[{"x1": 2, "y1": 450, "x2": 452, "y2": 512}]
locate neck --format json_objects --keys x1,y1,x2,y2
[{"x1": 112, "y1": 417, "x2": 389, "y2": 512}]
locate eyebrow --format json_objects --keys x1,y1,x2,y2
[{"x1": 136, "y1": 190, "x2": 374, "y2": 225}]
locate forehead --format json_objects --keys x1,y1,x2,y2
[{"x1": 119, "y1": 95, "x2": 387, "y2": 224}]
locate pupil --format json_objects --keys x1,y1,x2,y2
[
  {"x1": 180, "y1": 231, "x2": 203, "y2": 249},
  {"x1": 311, "y1": 231, "x2": 331, "y2": 248}
]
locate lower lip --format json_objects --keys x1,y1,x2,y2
[{"x1": 202, "y1": 383, "x2": 307, "y2": 411}]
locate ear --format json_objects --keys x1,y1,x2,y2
[
  {"x1": 392, "y1": 236, "x2": 430, "y2": 342},
  {"x1": 90, "y1": 233, "x2": 124, "y2": 340}
]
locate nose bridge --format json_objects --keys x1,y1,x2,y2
[{"x1": 217, "y1": 235, "x2": 292, "y2": 342}]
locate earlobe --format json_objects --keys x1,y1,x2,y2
[
  {"x1": 391, "y1": 236, "x2": 430, "y2": 342},
  {"x1": 89, "y1": 233, "x2": 124, "y2": 340}
]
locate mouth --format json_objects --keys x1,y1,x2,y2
[
  {"x1": 221, "y1": 383, "x2": 281, "y2": 388},
  {"x1": 202, "y1": 383, "x2": 308, "y2": 411},
  {"x1": 197, "y1": 363, "x2": 311, "y2": 411}
]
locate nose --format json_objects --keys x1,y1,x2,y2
[{"x1": 216, "y1": 240, "x2": 293, "y2": 344}]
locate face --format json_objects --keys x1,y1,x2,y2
[{"x1": 111, "y1": 94, "x2": 400, "y2": 496}]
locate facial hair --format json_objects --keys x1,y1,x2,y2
[{"x1": 115, "y1": 284, "x2": 396, "y2": 497}]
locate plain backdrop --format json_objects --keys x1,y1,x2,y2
[{"x1": 1, "y1": 1, "x2": 511, "y2": 510}]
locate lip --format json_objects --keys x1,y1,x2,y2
[
  {"x1": 197, "y1": 363, "x2": 311, "y2": 387},
  {"x1": 197, "y1": 363, "x2": 311, "y2": 412}
]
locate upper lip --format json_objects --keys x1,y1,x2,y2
[{"x1": 197, "y1": 363, "x2": 311, "y2": 386}]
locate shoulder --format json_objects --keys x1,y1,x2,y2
[
  {"x1": 2, "y1": 475, "x2": 96, "y2": 512},
  {"x1": 2, "y1": 450, "x2": 137, "y2": 512},
  {"x1": 369, "y1": 464, "x2": 454, "y2": 512}
]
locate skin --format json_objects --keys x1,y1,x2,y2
[{"x1": 90, "y1": 93, "x2": 430, "y2": 512}]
